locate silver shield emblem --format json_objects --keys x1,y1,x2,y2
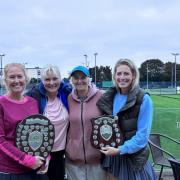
[
  {"x1": 100, "y1": 124, "x2": 112, "y2": 141},
  {"x1": 28, "y1": 131, "x2": 43, "y2": 151}
]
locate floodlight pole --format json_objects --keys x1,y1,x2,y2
[
  {"x1": 94, "y1": 53, "x2": 98, "y2": 85},
  {"x1": 146, "y1": 62, "x2": 149, "y2": 90},
  {"x1": 84, "y1": 55, "x2": 88, "y2": 67},
  {"x1": 171, "y1": 53, "x2": 179, "y2": 90},
  {"x1": 0, "y1": 54, "x2": 5, "y2": 95}
]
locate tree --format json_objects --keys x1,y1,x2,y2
[
  {"x1": 30, "y1": 77, "x2": 37, "y2": 84},
  {"x1": 139, "y1": 59, "x2": 164, "y2": 81},
  {"x1": 163, "y1": 62, "x2": 173, "y2": 81},
  {"x1": 62, "y1": 77, "x2": 69, "y2": 83},
  {"x1": 89, "y1": 66, "x2": 112, "y2": 82},
  {"x1": 163, "y1": 62, "x2": 180, "y2": 83},
  {"x1": 176, "y1": 64, "x2": 180, "y2": 83}
]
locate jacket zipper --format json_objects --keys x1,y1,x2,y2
[{"x1": 80, "y1": 100, "x2": 87, "y2": 164}]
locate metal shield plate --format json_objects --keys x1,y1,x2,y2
[
  {"x1": 100, "y1": 124, "x2": 112, "y2": 141},
  {"x1": 15, "y1": 114, "x2": 55, "y2": 158},
  {"x1": 91, "y1": 115, "x2": 123, "y2": 149}
]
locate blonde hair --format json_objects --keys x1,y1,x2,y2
[
  {"x1": 4, "y1": 63, "x2": 29, "y2": 83},
  {"x1": 113, "y1": 59, "x2": 139, "y2": 91},
  {"x1": 41, "y1": 65, "x2": 61, "y2": 81},
  {"x1": 3, "y1": 63, "x2": 29, "y2": 92}
]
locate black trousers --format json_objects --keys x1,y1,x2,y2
[
  {"x1": 47, "y1": 150, "x2": 65, "y2": 180},
  {"x1": 0, "y1": 171, "x2": 48, "y2": 180}
]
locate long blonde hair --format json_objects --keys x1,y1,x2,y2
[{"x1": 113, "y1": 59, "x2": 139, "y2": 91}]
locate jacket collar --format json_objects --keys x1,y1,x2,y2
[
  {"x1": 71, "y1": 84, "x2": 99, "y2": 102},
  {"x1": 97, "y1": 86, "x2": 140, "y2": 115},
  {"x1": 96, "y1": 87, "x2": 116, "y2": 115},
  {"x1": 37, "y1": 81, "x2": 68, "y2": 97},
  {"x1": 120, "y1": 86, "x2": 140, "y2": 112}
]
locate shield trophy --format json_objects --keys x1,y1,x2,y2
[
  {"x1": 15, "y1": 114, "x2": 55, "y2": 158},
  {"x1": 91, "y1": 115, "x2": 123, "y2": 149}
]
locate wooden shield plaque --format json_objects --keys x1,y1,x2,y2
[
  {"x1": 15, "y1": 114, "x2": 55, "y2": 158},
  {"x1": 91, "y1": 115, "x2": 123, "y2": 149}
]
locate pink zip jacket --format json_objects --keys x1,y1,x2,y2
[
  {"x1": 0, "y1": 96, "x2": 37, "y2": 173},
  {"x1": 65, "y1": 84, "x2": 103, "y2": 165}
]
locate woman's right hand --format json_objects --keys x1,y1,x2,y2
[
  {"x1": 100, "y1": 147, "x2": 120, "y2": 156},
  {"x1": 31, "y1": 156, "x2": 45, "y2": 170},
  {"x1": 37, "y1": 156, "x2": 50, "y2": 174}
]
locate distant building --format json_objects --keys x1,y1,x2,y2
[{"x1": 26, "y1": 67, "x2": 42, "y2": 80}]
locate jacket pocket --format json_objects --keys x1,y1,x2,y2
[{"x1": 65, "y1": 139, "x2": 84, "y2": 163}]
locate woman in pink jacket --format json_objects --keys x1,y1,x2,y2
[{"x1": 65, "y1": 66, "x2": 107, "y2": 180}]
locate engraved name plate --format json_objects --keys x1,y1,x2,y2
[
  {"x1": 16, "y1": 114, "x2": 55, "y2": 158},
  {"x1": 91, "y1": 115, "x2": 123, "y2": 149}
]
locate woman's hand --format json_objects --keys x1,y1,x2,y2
[
  {"x1": 31, "y1": 156, "x2": 45, "y2": 170},
  {"x1": 100, "y1": 147, "x2": 120, "y2": 156},
  {"x1": 37, "y1": 156, "x2": 50, "y2": 174}
]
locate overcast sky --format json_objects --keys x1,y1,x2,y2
[{"x1": 0, "y1": 0, "x2": 180, "y2": 77}]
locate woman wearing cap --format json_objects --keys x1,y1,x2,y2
[
  {"x1": 65, "y1": 66, "x2": 107, "y2": 180},
  {"x1": 97, "y1": 59, "x2": 156, "y2": 180},
  {"x1": 0, "y1": 63, "x2": 48, "y2": 180},
  {"x1": 27, "y1": 65, "x2": 71, "y2": 180}
]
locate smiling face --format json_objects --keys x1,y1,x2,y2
[
  {"x1": 71, "y1": 71, "x2": 89, "y2": 93},
  {"x1": 5, "y1": 65, "x2": 27, "y2": 97},
  {"x1": 114, "y1": 65, "x2": 135, "y2": 94},
  {"x1": 43, "y1": 71, "x2": 61, "y2": 96}
]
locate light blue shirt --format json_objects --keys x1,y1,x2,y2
[{"x1": 113, "y1": 92, "x2": 153, "y2": 155}]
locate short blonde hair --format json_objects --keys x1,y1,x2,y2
[
  {"x1": 4, "y1": 63, "x2": 29, "y2": 83},
  {"x1": 41, "y1": 65, "x2": 61, "y2": 81},
  {"x1": 113, "y1": 59, "x2": 139, "y2": 91}
]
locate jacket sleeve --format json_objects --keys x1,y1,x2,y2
[
  {"x1": 0, "y1": 104, "x2": 36, "y2": 168},
  {"x1": 118, "y1": 94, "x2": 153, "y2": 154}
]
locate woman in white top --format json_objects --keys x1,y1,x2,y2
[{"x1": 27, "y1": 65, "x2": 71, "y2": 180}]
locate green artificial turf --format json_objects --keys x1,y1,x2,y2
[{"x1": 150, "y1": 95, "x2": 180, "y2": 160}]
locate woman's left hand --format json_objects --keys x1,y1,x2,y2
[{"x1": 100, "y1": 147, "x2": 120, "y2": 156}]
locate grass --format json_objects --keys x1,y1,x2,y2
[
  {"x1": 150, "y1": 94, "x2": 180, "y2": 160},
  {"x1": 152, "y1": 94, "x2": 180, "y2": 107}
]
